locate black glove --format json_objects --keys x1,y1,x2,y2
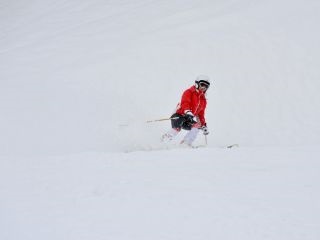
[
  {"x1": 184, "y1": 111, "x2": 197, "y2": 124},
  {"x1": 201, "y1": 125, "x2": 209, "y2": 135}
]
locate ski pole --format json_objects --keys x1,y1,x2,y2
[
  {"x1": 119, "y1": 117, "x2": 179, "y2": 127},
  {"x1": 146, "y1": 117, "x2": 179, "y2": 123}
]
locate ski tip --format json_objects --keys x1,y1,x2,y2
[{"x1": 226, "y1": 144, "x2": 239, "y2": 149}]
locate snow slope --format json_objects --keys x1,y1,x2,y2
[
  {"x1": 1, "y1": 0, "x2": 320, "y2": 155},
  {"x1": 1, "y1": 1, "x2": 320, "y2": 239},
  {"x1": 1, "y1": 146, "x2": 320, "y2": 240}
]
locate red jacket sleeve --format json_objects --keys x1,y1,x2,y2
[
  {"x1": 198, "y1": 100, "x2": 207, "y2": 126},
  {"x1": 179, "y1": 88, "x2": 193, "y2": 114}
]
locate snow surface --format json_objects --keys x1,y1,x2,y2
[
  {"x1": 1, "y1": 0, "x2": 320, "y2": 239},
  {"x1": 1, "y1": 146, "x2": 320, "y2": 240}
]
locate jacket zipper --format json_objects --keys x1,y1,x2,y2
[{"x1": 194, "y1": 92, "x2": 202, "y2": 114}]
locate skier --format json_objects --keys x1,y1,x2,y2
[{"x1": 161, "y1": 74, "x2": 210, "y2": 147}]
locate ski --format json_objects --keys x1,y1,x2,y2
[
  {"x1": 124, "y1": 143, "x2": 239, "y2": 153},
  {"x1": 193, "y1": 144, "x2": 239, "y2": 149},
  {"x1": 226, "y1": 144, "x2": 239, "y2": 149}
]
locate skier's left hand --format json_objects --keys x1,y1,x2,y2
[
  {"x1": 185, "y1": 111, "x2": 197, "y2": 124},
  {"x1": 202, "y1": 125, "x2": 209, "y2": 135}
]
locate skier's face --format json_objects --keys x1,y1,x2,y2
[{"x1": 199, "y1": 82, "x2": 209, "y2": 92}]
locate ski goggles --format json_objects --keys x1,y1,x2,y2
[{"x1": 199, "y1": 82, "x2": 210, "y2": 89}]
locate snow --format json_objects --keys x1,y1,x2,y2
[
  {"x1": 1, "y1": 0, "x2": 320, "y2": 239},
  {"x1": 1, "y1": 146, "x2": 320, "y2": 240}
]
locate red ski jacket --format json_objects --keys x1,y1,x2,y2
[{"x1": 176, "y1": 86, "x2": 207, "y2": 126}]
